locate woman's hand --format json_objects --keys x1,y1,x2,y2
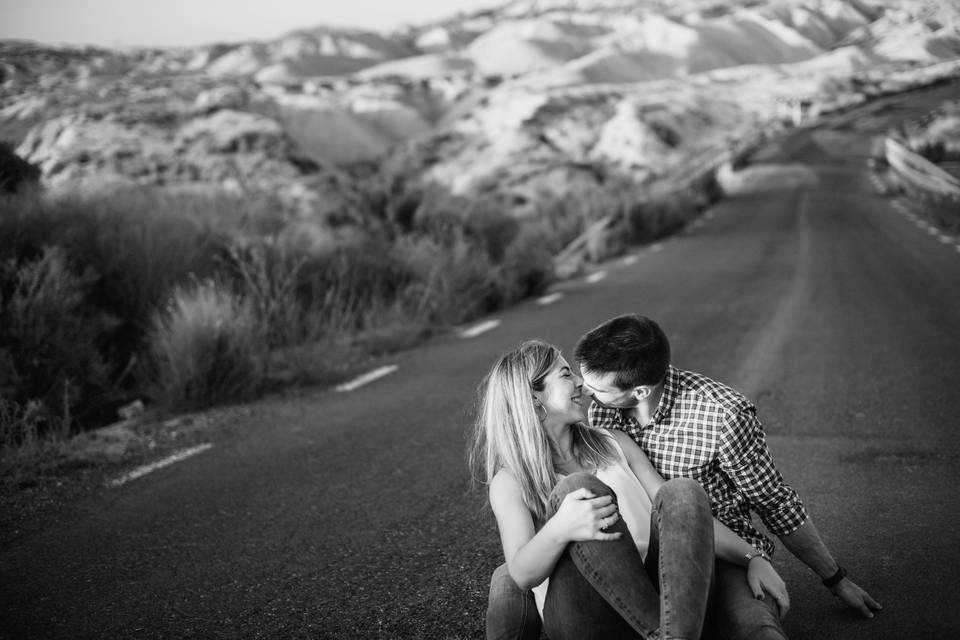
[
  {"x1": 550, "y1": 488, "x2": 621, "y2": 543},
  {"x1": 747, "y1": 557, "x2": 790, "y2": 620}
]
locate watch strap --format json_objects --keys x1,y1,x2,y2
[{"x1": 822, "y1": 565, "x2": 847, "y2": 588}]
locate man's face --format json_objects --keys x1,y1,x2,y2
[{"x1": 579, "y1": 367, "x2": 638, "y2": 409}]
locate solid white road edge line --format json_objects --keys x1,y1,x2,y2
[
  {"x1": 460, "y1": 319, "x2": 501, "y2": 338},
  {"x1": 336, "y1": 364, "x2": 399, "y2": 392},
  {"x1": 536, "y1": 292, "x2": 564, "y2": 306},
  {"x1": 106, "y1": 443, "x2": 213, "y2": 488},
  {"x1": 585, "y1": 271, "x2": 607, "y2": 283}
]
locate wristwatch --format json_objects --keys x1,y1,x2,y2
[{"x1": 744, "y1": 550, "x2": 771, "y2": 565}]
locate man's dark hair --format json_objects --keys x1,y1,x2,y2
[{"x1": 574, "y1": 314, "x2": 671, "y2": 389}]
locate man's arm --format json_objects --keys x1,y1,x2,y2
[
  {"x1": 718, "y1": 408, "x2": 882, "y2": 618},
  {"x1": 778, "y1": 519, "x2": 882, "y2": 618}
]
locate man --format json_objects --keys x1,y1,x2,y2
[
  {"x1": 485, "y1": 314, "x2": 881, "y2": 640},
  {"x1": 573, "y1": 314, "x2": 881, "y2": 638}
]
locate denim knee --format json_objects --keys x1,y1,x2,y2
[
  {"x1": 655, "y1": 477, "x2": 709, "y2": 513},
  {"x1": 549, "y1": 472, "x2": 615, "y2": 511},
  {"x1": 487, "y1": 563, "x2": 541, "y2": 640}
]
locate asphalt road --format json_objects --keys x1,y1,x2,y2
[{"x1": 3, "y1": 82, "x2": 960, "y2": 639}]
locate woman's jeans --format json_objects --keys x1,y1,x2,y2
[
  {"x1": 488, "y1": 474, "x2": 714, "y2": 640},
  {"x1": 486, "y1": 477, "x2": 787, "y2": 640}
]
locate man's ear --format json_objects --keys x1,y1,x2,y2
[{"x1": 633, "y1": 386, "x2": 651, "y2": 401}]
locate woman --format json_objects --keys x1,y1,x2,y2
[{"x1": 470, "y1": 340, "x2": 788, "y2": 640}]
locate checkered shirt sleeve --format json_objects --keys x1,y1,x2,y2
[{"x1": 718, "y1": 407, "x2": 807, "y2": 536}]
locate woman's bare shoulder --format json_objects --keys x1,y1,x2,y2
[
  {"x1": 607, "y1": 428, "x2": 632, "y2": 448},
  {"x1": 490, "y1": 468, "x2": 521, "y2": 497}
]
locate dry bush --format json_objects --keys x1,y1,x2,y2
[
  {"x1": 0, "y1": 247, "x2": 117, "y2": 440},
  {"x1": 148, "y1": 279, "x2": 265, "y2": 409}
]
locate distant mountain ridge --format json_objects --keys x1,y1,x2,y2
[{"x1": 2, "y1": 0, "x2": 958, "y2": 223}]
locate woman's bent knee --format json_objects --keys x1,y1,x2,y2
[{"x1": 551, "y1": 472, "x2": 614, "y2": 501}]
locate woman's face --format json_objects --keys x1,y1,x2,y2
[{"x1": 536, "y1": 356, "x2": 586, "y2": 426}]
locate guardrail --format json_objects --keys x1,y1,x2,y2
[{"x1": 885, "y1": 137, "x2": 960, "y2": 202}]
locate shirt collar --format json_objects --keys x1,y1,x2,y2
[
  {"x1": 588, "y1": 365, "x2": 679, "y2": 428},
  {"x1": 653, "y1": 365, "x2": 679, "y2": 422}
]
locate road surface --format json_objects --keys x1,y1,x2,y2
[{"x1": 2, "y1": 81, "x2": 960, "y2": 639}]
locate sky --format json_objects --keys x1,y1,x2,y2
[{"x1": 0, "y1": 0, "x2": 504, "y2": 48}]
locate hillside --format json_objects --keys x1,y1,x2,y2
[{"x1": 2, "y1": 0, "x2": 959, "y2": 221}]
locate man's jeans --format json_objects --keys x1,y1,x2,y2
[
  {"x1": 488, "y1": 474, "x2": 714, "y2": 640},
  {"x1": 486, "y1": 480, "x2": 786, "y2": 640}
]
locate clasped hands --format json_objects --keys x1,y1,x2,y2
[{"x1": 553, "y1": 488, "x2": 622, "y2": 542}]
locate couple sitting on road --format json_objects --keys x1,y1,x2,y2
[{"x1": 470, "y1": 314, "x2": 881, "y2": 640}]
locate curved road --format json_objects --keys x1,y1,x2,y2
[{"x1": 3, "y1": 83, "x2": 960, "y2": 639}]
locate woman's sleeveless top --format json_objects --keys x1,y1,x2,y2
[{"x1": 531, "y1": 433, "x2": 654, "y2": 617}]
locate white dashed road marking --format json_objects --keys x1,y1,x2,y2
[
  {"x1": 621, "y1": 255, "x2": 639, "y2": 266},
  {"x1": 336, "y1": 365, "x2": 399, "y2": 392},
  {"x1": 536, "y1": 292, "x2": 564, "y2": 306},
  {"x1": 459, "y1": 319, "x2": 501, "y2": 338},
  {"x1": 585, "y1": 271, "x2": 607, "y2": 283},
  {"x1": 649, "y1": 243, "x2": 663, "y2": 253},
  {"x1": 107, "y1": 443, "x2": 213, "y2": 487}
]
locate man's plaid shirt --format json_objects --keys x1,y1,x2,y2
[{"x1": 589, "y1": 366, "x2": 807, "y2": 555}]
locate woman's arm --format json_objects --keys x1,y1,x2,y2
[
  {"x1": 712, "y1": 519, "x2": 790, "y2": 618},
  {"x1": 489, "y1": 470, "x2": 620, "y2": 589},
  {"x1": 610, "y1": 430, "x2": 790, "y2": 617}
]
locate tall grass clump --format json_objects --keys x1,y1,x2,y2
[
  {"x1": 0, "y1": 247, "x2": 117, "y2": 442},
  {"x1": 148, "y1": 279, "x2": 265, "y2": 409},
  {"x1": 223, "y1": 241, "x2": 305, "y2": 349}
]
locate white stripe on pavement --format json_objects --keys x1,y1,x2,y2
[
  {"x1": 939, "y1": 235, "x2": 953, "y2": 244},
  {"x1": 621, "y1": 255, "x2": 639, "y2": 266},
  {"x1": 649, "y1": 243, "x2": 663, "y2": 252},
  {"x1": 536, "y1": 292, "x2": 564, "y2": 306},
  {"x1": 335, "y1": 365, "x2": 399, "y2": 392},
  {"x1": 107, "y1": 443, "x2": 213, "y2": 487},
  {"x1": 460, "y1": 319, "x2": 501, "y2": 338},
  {"x1": 585, "y1": 271, "x2": 607, "y2": 283}
]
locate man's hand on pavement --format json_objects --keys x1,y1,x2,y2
[{"x1": 830, "y1": 578, "x2": 882, "y2": 618}]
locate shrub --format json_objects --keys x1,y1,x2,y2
[
  {"x1": 396, "y1": 233, "x2": 504, "y2": 326},
  {"x1": 148, "y1": 280, "x2": 265, "y2": 409},
  {"x1": 0, "y1": 187, "x2": 222, "y2": 357},
  {"x1": 290, "y1": 237, "x2": 420, "y2": 337},
  {"x1": 500, "y1": 225, "x2": 555, "y2": 301},
  {"x1": 464, "y1": 205, "x2": 521, "y2": 262},
  {"x1": 0, "y1": 142, "x2": 40, "y2": 194},
  {"x1": 0, "y1": 398, "x2": 46, "y2": 453},
  {"x1": 222, "y1": 241, "x2": 305, "y2": 349},
  {"x1": 0, "y1": 247, "x2": 117, "y2": 438}
]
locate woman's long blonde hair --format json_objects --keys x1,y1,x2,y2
[{"x1": 469, "y1": 339, "x2": 616, "y2": 522}]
